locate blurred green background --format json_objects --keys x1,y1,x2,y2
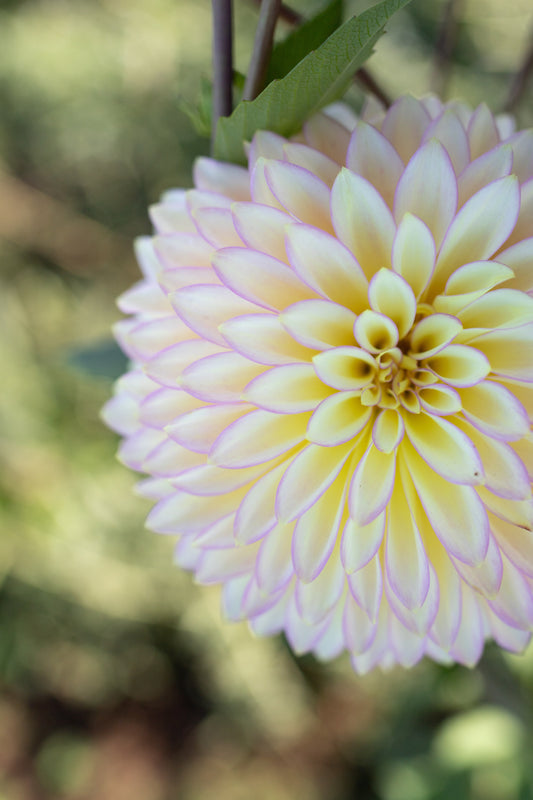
[{"x1": 1, "y1": 0, "x2": 533, "y2": 798}]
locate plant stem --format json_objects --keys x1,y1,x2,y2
[
  {"x1": 243, "y1": 0, "x2": 282, "y2": 101},
  {"x1": 503, "y1": 19, "x2": 533, "y2": 112},
  {"x1": 431, "y1": 0, "x2": 462, "y2": 97},
  {"x1": 211, "y1": 0, "x2": 234, "y2": 153}
]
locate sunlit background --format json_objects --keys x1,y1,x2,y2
[{"x1": 1, "y1": 1, "x2": 533, "y2": 798}]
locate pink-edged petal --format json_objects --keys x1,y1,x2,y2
[
  {"x1": 341, "y1": 512, "x2": 386, "y2": 574},
  {"x1": 193, "y1": 157, "x2": 250, "y2": 199},
  {"x1": 472, "y1": 325, "x2": 533, "y2": 381},
  {"x1": 354, "y1": 311, "x2": 399, "y2": 354},
  {"x1": 425, "y1": 344, "x2": 490, "y2": 387},
  {"x1": 117, "y1": 280, "x2": 172, "y2": 316},
  {"x1": 488, "y1": 555, "x2": 533, "y2": 630},
  {"x1": 210, "y1": 409, "x2": 310, "y2": 468},
  {"x1": 235, "y1": 460, "x2": 291, "y2": 544},
  {"x1": 221, "y1": 313, "x2": 316, "y2": 365},
  {"x1": 173, "y1": 462, "x2": 266, "y2": 496},
  {"x1": 489, "y1": 614, "x2": 532, "y2": 654},
  {"x1": 191, "y1": 206, "x2": 243, "y2": 248},
  {"x1": 115, "y1": 316, "x2": 191, "y2": 361},
  {"x1": 180, "y1": 351, "x2": 265, "y2": 403},
  {"x1": 403, "y1": 412, "x2": 483, "y2": 485},
  {"x1": 330, "y1": 169, "x2": 395, "y2": 278},
  {"x1": 391, "y1": 213, "x2": 436, "y2": 299},
  {"x1": 282, "y1": 142, "x2": 340, "y2": 186},
  {"x1": 170, "y1": 284, "x2": 260, "y2": 345},
  {"x1": 285, "y1": 224, "x2": 368, "y2": 312},
  {"x1": 158, "y1": 265, "x2": 220, "y2": 294},
  {"x1": 212, "y1": 247, "x2": 314, "y2": 312},
  {"x1": 492, "y1": 516, "x2": 533, "y2": 580},
  {"x1": 388, "y1": 616, "x2": 425, "y2": 668},
  {"x1": 195, "y1": 543, "x2": 257, "y2": 584},
  {"x1": 144, "y1": 339, "x2": 225, "y2": 388},
  {"x1": 347, "y1": 554, "x2": 383, "y2": 623},
  {"x1": 349, "y1": 445, "x2": 396, "y2": 525},
  {"x1": 142, "y1": 438, "x2": 205, "y2": 477},
  {"x1": 502, "y1": 177, "x2": 533, "y2": 248},
  {"x1": 244, "y1": 363, "x2": 332, "y2": 413},
  {"x1": 135, "y1": 237, "x2": 160, "y2": 281},
  {"x1": 307, "y1": 392, "x2": 373, "y2": 446},
  {"x1": 497, "y1": 238, "x2": 533, "y2": 293},
  {"x1": 101, "y1": 394, "x2": 139, "y2": 436},
  {"x1": 346, "y1": 120, "x2": 404, "y2": 207},
  {"x1": 313, "y1": 599, "x2": 346, "y2": 661},
  {"x1": 166, "y1": 403, "x2": 248, "y2": 453},
  {"x1": 421, "y1": 109, "x2": 470, "y2": 174},
  {"x1": 312, "y1": 346, "x2": 377, "y2": 391},
  {"x1": 409, "y1": 314, "x2": 462, "y2": 359},
  {"x1": 231, "y1": 201, "x2": 292, "y2": 261},
  {"x1": 453, "y1": 532, "x2": 503, "y2": 597},
  {"x1": 117, "y1": 428, "x2": 165, "y2": 470},
  {"x1": 381, "y1": 95, "x2": 430, "y2": 162},
  {"x1": 154, "y1": 232, "x2": 213, "y2": 269},
  {"x1": 295, "y1": 555, "x2": 345, "y2": 625},
  {"x1": 264, "y1": 160, "x2": 333, "y2": 232},
  {"x1": 505, "y1": 129, "x2": 533, "y2": 182},
  {"x1": 303, "y1": 111, "x2": 351, "y2": 162},
  {"x1": 146, "y1": 487, "x2": 246, "y2": 535},
  {"x1": 449, "y1": 588, "x2": 485, "y2": 667},
  {"x1": 467, "y1": 103, "x2": 499, "y2": 160},
  {"x1": 280, "y1": 299, "x2": 356, "y2": 350},
  {"x1": 291, "y1": 477, "x2": 346, "y2": 582},
  {"x1": 402, "y1": 442, "x2": 489, "y2": 566},
  {"x1": 457, "y1": 144, "x2": 513, "y2": 207},
  {"x1": 456, "y1": 288, "x2": 533, "y2": 332},
  {"x1": 432, "y1": 176, "x2": 520, "y2": 294},
  {"x1": 417, "y1": 384, "x2": 461, "y2": 416},
  {"x1": 276, "y1": 442, "x2": 353, "y2": 522},
  {"x1": 372, "y1": 409, "x2": 404, "y2": 453},
  {"x1": 343, "y1": 591, "x2": 378, "y2": 653},
  {"x1": 394, "y1": 139, "x2": 458, "y2": 248},
  {"x1": 284, "y1": 593, "x2": 329, "y2": 655},
  {"x1": 255, "y1": 521, "x2": 295, "y2": 594},
  {"x1": 443, "y1": 259, "x2": 514, "y2": 297},
  {"x1": 250, "y1": 157, "x2": 287, "y2": 209},
  {"x1": 430, "y1": 544, "x2": 463, "y2": 649},
  {"x1": 368, "y1": 269, "x2": 417, "y2": 338}
]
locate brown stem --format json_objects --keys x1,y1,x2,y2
[
  {"x1": 431, "y1": 0, "x2": 463, "y2": 97},
  {"x1": 503, "y1": 19, "x2": 533, "y2": 112},
  {"x1": 243, "y1": 0, "x2": 282, "y2": 101},
  {"x1": 211, "y1": 0, "x2": 234, "y2": 153}
]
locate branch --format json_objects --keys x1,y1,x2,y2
[
  {"x1": 503, "y1": 18, "x2": 533, "y2": 113},
  {"x1": 430, "y1": 0, "x2": 463, "y2": 97},
  {"x1": 211, "y1": 0, "x2": 234, "y2": 153},
  {"x1": 243, "y1": 0, "x2": 282, "y2": 101}
]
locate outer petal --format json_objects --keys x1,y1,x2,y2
[
  {"x1": 349, "y1": 446, "x2": 396, "y2": 525},
  {"x1": 346, "y1": 120, "x2": 404, "y2": 207}
]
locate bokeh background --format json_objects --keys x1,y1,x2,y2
[{"x1": 1, "y1": 0, "x2": 533, "y2": 798}]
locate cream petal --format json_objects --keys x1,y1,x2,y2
[
  {"x1": 385, "y1": 481, "x2": 430, "y2": 610},
  {"x1": 194, "y1": 513, "x2": 238, "y2": 549},
  {"x1": 276, "y1": 442, "x2": 353, "y2": 523},
  {"x1": 347, "y1": 554, "x2": 383, "y2": 623},
  {"x1": 303, "y1": 111, "x2": 351, "y2": 162},
  {"x1": 291, "y1": 479, "x2": 346, "y2": 583},
  {"x1": 264, "y1": 160, "x2": 333, "y2": 232},
  {"x1": 250, "y1": 158, "x2": 286, "y2": 209},
  {"x1": 282, "y1": 142, "x2": 340, "y2": 186},
  {"x1": 195, "y1": 544, "x2": 257, "y2": 584},
  {"x1": 210, "y1": 409, "x2": 310, "y2": 468},
  {"x1": 235, "y1": 461, "x2": 291, "y2": 544},
  {"x1": 340, "y1": 512, "x2": 386, "y2": 574},
  {"x1": 497, "y1": 238, "x2": 533, "y2": 293},
  {"x1": 180, "y1": 351, "x2": 265, "y2": 403},
  {"x1": 394, "y1": 139, "x2": 457, "y2": 248},
  {"x1": 492, "y1": 516, "x2": 533, "y2": 579},
  {"x1": 280, "y1": 299, "x2": 357, "y2": 350},
  {"x1": 116, "y1": 316, "x2": 192, "y2": 361},
  {"x1": 255, "y1": 521, "x2": 295, "y2": 594},
  {"x1": 154, "y1": 232, "x2": 213, "y2": 269},
  {"x1": 403, "y1": 412, "x2": 483, "y2": 485},
  {"x1": 346, "y1": 120, "x2": 404, "y2": 207},
  {"x1": 505, "y1": 129, "x2": 533, "y2": 182},
  {"x1": 381, "y1": 95, "x2": 431, "y2": 162},
  {"x1": 330, "y1": 169, "x2": 396, "y2": 278},
  {"x1": 102, "y1": 394, "x2": 139, "y2": 436},
  {"x1": 142, "y1": 438, "x2": 205, "y2": 477},
  {"x1": 173, "y1": 462, "x2": 266, "y2": 496},
  {"x1": 249, "y1": 591, "x2": 291, "y2": 636},
  {"x1": 453, "y1": 532, "x2": 503, "y2": 597},
  {"x1": 417, "y1": 384, "x2": 462, "y2": 416},
  {"x1": 391, "y1": 213, "x2": 436, "y2": 299},
  {"x1": 191, "y1": 206, "x2": 243, "y2": 248},
  {"x1": 186, "y1": 188, "x2": 233, "y2": 213},
  {"x1": 221, "y1": 313, "x2": 316, "y2": 365},
  {"x1": 135, "y1": 237, "x2": 161, "y2": 281},
  {"x1": 349, "y1": 446, "x2": 396, "y2": 525},
  {"x1": 409, "y1": 314, "x2": 462, "y2": 359},
  {"x1": 429, "y1": 546, "x2": 462, "y2": 649},
  {"x1": 307, "y1": 392, "x2": 373, "y2": 446},
  {"x1": 502, "y1": 177, "x2": 533, "y2": 248},
  {"x1": 295, "y1": 555, "x2": 345, "y2": 625},
  {"x1": 117, "y1": 280, "x2": 172, "y2": 316},
  {"x1": 150, "y1": 191, "x2": 195, "y2": 234},
  {"x1": 221, "y1": 574, "x2": 250, "y2": 621},
  {"x1": 488, "y1": 556, "x2": 533, "y2": 629},
  {"x1": 313, "y1": 600, "x2": 346, "y2": 661},
  {"x1": 444, "y1": 259, "x2": 515, "y2": 296},
  {"x1": 144, "y1": 339, "x2": 224, "y2": 388},
  {"x1": 467, "y1": 103, "x2": 500, "y2": 160},
  {"x1": 343, "y1": 592, "x2": 378, "y2": 653},
  {"x1": 456, "y1": 288, "x2": 533, "y2": 332},
  {"x1": 285, "y1": 594, "x2": 328, "y2": 654},
  {"x1": 285, "y1": 224, "x2": 368, "y2": 311},
  {"x1": 312, "y1": 346, "x2": 377, "y2": 391},
  {"x1": 117, "y1": 428, "x2": 165, "y2": 469},
  {"x1": 421, "y1": 109, "x2": 470, "y2": 174},
  {"x1": 368, "y1": 269, "x2": 416, "y2": 339},
  {"x1": 489, "y1": 614, "x2": 532, "y2": 654},
  {"x1": 248, "y1": 130, "x2": 287, "y2": 166},
  {"x1": 193, "y1": 157, "x2": 250, "y2": 199},
  {"x1": 403, "y1": 443, "x2": 489, "y2": 565},
  {"x1": 166, "y1": 403, "x2": 248, "y2": 453},
  {"x1": 457, "y1": 144, "x2": 513, "y2": 207},
  {"x1": 449, "y1": 587, "x2": 485, "y2": 666},
  {"x1": 354, "y1": 311, "x2": 399, "y2": 354},
  {"x1": 159, "y1": 266, "x2": 220, "y2": 294},
  {"x1": 243, "y1": 363, "x2": 332, "y2": 413},
  {"x1": 146, "y1": 487, "x2": 246, "y2": 535},
  {"x1": 174, "y1": 537, "x2": 202, "y2": 570},
  {"x1": 432, "y1": 176, "x2": 520, "y2": 294},
  {"x1": 170, "y1": 284, "x2": 260, "y2": 345},
  {"x1": 372, "y1": 410, "x2": 404, "y2": 453},
  {"x1": 472, "y1": 325, "x2": 533, "y2": 381},
  {"x1": 212, "y1": 247, "x2": 315, "y2": 311},
  {"x1": 231, "y1": 201, "x2": 292, "y2": 261},
  {"x1": 389, "y1": 617, "x2": 425, "y2": 668},
  {"x1": 425, "y1": 344, "x2": 490, "y2": 387}
]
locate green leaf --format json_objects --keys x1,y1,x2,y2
[
  {"x1": 214, "y1": 0, "x2": 413, "y2": 164},
  {"x1": 265, "y1": 0, "x2": 343, "y2": 84},
  {"x1": 65, "y1": 340, "x2": 128, "y2": 381}
]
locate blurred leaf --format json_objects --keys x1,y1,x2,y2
[
  {"x1": 265, "y1": 0, "x2": 343, "y2": 84},
  {"x1": 214, "y1": 0, "x2": 413, "y2": 163},
  {"x1": 66, "y1": 340, "x2": 127, "y2": 380},
  {"x1": 180, "y1": 76, "x2": 213, "y2": 138}
]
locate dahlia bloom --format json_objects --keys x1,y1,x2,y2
[{"x1": 103, "y1": 94, "x2": 533, "y2": 672}]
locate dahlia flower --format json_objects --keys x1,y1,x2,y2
[{"x1": 103, "y1": 94, "x2": 533, "y2": 672}]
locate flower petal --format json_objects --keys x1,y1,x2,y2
[
  {"x1": 280, "y1": 299, "x2": 357, "y2": 350},
  {"x1": 265, "y1": 160, "x2": 333, "y2": 232},
  {"x1": 341, "y1": 512, "x2": 386, "y2": 574},
  {"x1": 425, "y1": 344, "x2": 490, "y2": 387},
  {"x1": 368, "y1": 269, "x2": 417, "y2": 339},
  {"x1": 391, "y1": 213, "x2": 436, "y2": 299},
  {"x1": 349, "y1": 446, "x2": 396, "y2": 525},
  {"x1": 221, "y1": 313, "x2": 316, "y2": 365},
  {"x1": 231, "y1": 201, "x2": 292, "y2": 261},
  {"x1": 307, "y1": 392, "x2": 373, "y2": 446},
  {"x1": 346, "y1": 120, "x2": 404, "y2": 206},
  {"x1": 312, "y1": 346, "x2": 377, "y2": 391},
  {"x1": 243, "y1": 363, "x2": 332, "y2": 413}
]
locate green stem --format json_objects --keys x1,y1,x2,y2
[
  {"x1": 211, "y1": 0, "x2": 234, "y2": 154},
  {"x1": 243, "y1": 0, "x2": 282, "y2": 101}
]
